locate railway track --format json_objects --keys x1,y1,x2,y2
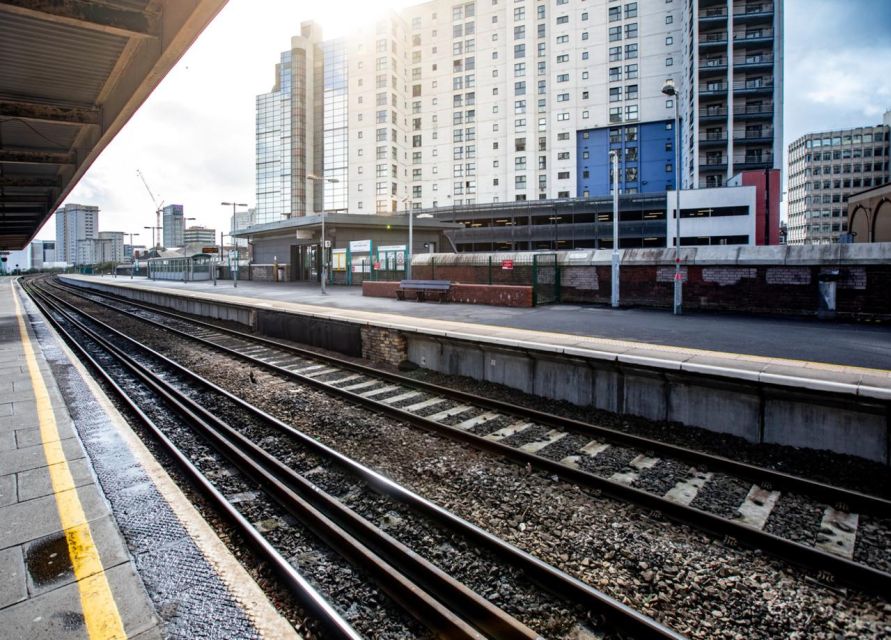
[
  {"x1": 41, "y1": 276, "x2": 891, "y2": 596},
  {"x1": 24, "y1": 277, "x2": 684, "y2": 639}
]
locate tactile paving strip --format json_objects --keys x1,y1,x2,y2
[{"x1": 26, "y1": 302, "x2": 262, "y2": 640}]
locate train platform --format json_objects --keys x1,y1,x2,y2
[
  {"x1": 65, "y1": 274, "x2": 891, "y2": 376},
  {"x1": 56, "y1": 274, "x2": 891, "y2": 465},
  {"x1": 0, "y1": 277, "x2": 297, "y2": 640}
]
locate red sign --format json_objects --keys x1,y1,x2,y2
[
  {"x1": 501, "y1": 259, "x2": 514, "y2": 270},
  {"x1": 373, "y1": 261, "x2": 381, "y2": 270}
]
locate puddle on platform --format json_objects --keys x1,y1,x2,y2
[{"x1": 26, "y1": 532, "x2": 74, "y2": 586}]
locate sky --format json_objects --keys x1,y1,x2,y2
[{"x1": 33, "y1": 0, "x2": 891, "y2": 244}]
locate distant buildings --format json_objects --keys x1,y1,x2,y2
[
  {"x1": 162, "y1": 204, "x2": 185, "y2": 248},
  {"x1": 97, "y1": 231, "x2": 125, "y2": 263},
  {"x1": 55, "y1": 204, "x2": 99, "y2": 265},
  {"x1": 786, "y1": 110, "x2": 891, "y2": 244},
  {"x1": 183, "y1": 226, "x2": 216, "y2": 246},
  {"x1": 30, "y1": 240, "x2": 56, "y2": 269}
]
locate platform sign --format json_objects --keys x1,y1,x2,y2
[
  {"x1": 501, "y1": 259, "x2": 514, "y2": 270},
  {"x1": 378, "y1": 244, "x2": 406, "y2": 271},
  {"x1": 350, "y1": 239, "x2": 372, "y2": 253},
  {"x1": 202, "y1": 247, "x2": 218, "y2": 254}
]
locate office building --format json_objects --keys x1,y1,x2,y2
[
  {"x1": 786, "y1": 111, "x2": 891, "y2": 244},
  {"x1": 256, "y1": 1, "x2": 783, "y2": 221},
  {"x1": 162, "y1": 204, "x2": 185, "y2": 247},
  {"x1": 183, "y1": 226, "x2": 217, "y2": 245},
  {"x1": 55, "y1": 203, "x2": 99, "y2": 265}
]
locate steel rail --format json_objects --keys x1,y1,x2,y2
[
  {"x1": 29, "y1": 277, "x2": 687, "y2": 640},
  {"x1": 27, "y1": 282, "x2": 541, "y2": 640},
  {"x1": 40, "y1": 278, "x2": 891, "y2": 595},
  {"x1": 49, "y1": 277, "x2": 891, "y2": 515},
  {"x1": 26, "y1": 282, "x2": 508, "y2": 640},
  {"x1": 18, "y1": 281, "x2": 364, "y2": 640},
  {"x1": 26, "y1": 281, "x2": 536, "y2": 640}
]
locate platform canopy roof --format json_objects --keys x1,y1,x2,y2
[{"x1": 0, "y1": 0, "x2": 228, "y2": 250}]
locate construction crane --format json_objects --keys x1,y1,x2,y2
[{"x1": 136, "y1": 169, "x2": 164, "y2": 250}]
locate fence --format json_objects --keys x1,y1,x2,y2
[{"x1": 147, "y1": 256, "x2": 213, "y2": 281}]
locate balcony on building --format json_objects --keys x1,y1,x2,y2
[
  {"x1": 733, "y1": 126, "x2": 774, "y2": 145},
  {"x1": 699, "y1": 56, "x2": 729, "y2": 75},
  {"x1": 699, "y1": 153, "x2": 728, "y2": 172},
  {"x1": 733, "y1": 151, "x2": 773, "y2": 170},
  {"x1": 733, "y1": 52, "x2": 774, "y2": 71},
  {"x1": 699, "y1": 30, "x2": 728, "y2": 51},
  {"x1": 700, "y1": 129, "x2": 728, "y2": 147},
  {"x1": 700, "y1": 105, "x2": 729, "y2": 122},
  {"x1": 732, "y1": 1, "x2": 775, "y2": 24},
  {"x1": 733, "y1": 27, "x2": 774, "y2": 48},
  {"x1": 698, "y1": 4, "x2": 728, "y2": 26},
  {"x1": 733, "y1": 77, "x2": 774, "y2": 96},
  {"x1": 699, "y1": 80, "x2": 729, "y2": 96},
  {"x1": 734, "y1": 102, "x2": 774, "y2": 120}
]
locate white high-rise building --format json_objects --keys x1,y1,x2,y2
[
  {"x1": 97, "y1": 231, "x2": 125, "y2": 263},
  {"x1": 55, "y1": 203, "x2": 99, "y2": 265},
  {"x1": 256, "y1": 0, "x2": 783, "y2": 218}
]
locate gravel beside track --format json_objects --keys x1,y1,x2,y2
[{"x1": 40, "y1": 282, "x2": 891, "y2": 639}]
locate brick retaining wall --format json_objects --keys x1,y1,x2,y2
[{"x1": 362, "y1": 281, "x2": 533, "y2": 307}]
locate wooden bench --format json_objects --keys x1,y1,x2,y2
[{"x1": 396, "y1": 279, "x2": 451, "y2": 303}]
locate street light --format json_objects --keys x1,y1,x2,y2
[
  {"x1": 399, "y1": 196, "x2": 414, "y2": 279},
  {"x1": 610, "y1": 150, "x2": 620, "y2": 308},
  {"x1": 306, "y1": 174, "x2": 339, "y2": 294},
  {"x1": 221, "y1": 202, "x2": 247, "y2": 288},
  {"x1": 127, "y1": 232, "x2": 140, "y2": 279},
  {"x1": 661, "y1": 78, "x2": 683, "y2": 315},
  {"x1": 143, "y1": 226, "x2": 161, "y2": 252}
]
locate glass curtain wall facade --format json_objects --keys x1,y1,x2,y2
[
  {"x1": 162, "y1": 204, "x2": 184, "y2": 247},
  {"x1": 323, "y1": 39, "x2": 349, "y2": 211}
]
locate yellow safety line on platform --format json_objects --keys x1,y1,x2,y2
[{"x1": 12, "y1": 283, "x2": 126, "y2": 640}]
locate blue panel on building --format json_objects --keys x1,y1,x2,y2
[{"x1": 577, "y1": 120, "x2": 679, "y2": 198}]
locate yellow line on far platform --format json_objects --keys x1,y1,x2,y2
[{"x1": 12, "y1": 282, "x2": 126, "y2": 639}]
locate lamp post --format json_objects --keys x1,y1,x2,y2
[
  {"x1": 127, "y1": 232, "x2": 140, "y2": 278},
  {"x1": 610, "y1": 150, "x2": 620, "y2": 308},
  {"x1": 221, "y1": 202, "x2": 247, "y2": 287},
  {"x1": 306, "y1": 174, "x2": 339, "y2": 294},
  {"x1": 143, "y1": 226, "x2": 161, "y2": 252},
  {"x1": 662, "y1": 78, "x2": 683, "y2": 315},
  {"x1": 399, "y1": 196, "x2": 413, "y2": 279}
]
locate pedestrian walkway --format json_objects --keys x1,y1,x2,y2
[{"x1": 0, "y1": 279, "x2": 158, "y2": 639}]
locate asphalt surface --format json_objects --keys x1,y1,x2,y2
[{"x1": 92, "y1": 276, "x2": 891, "y2": 370}]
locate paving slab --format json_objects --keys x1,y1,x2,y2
[
  {"x1": 0, "y1": 563, "x2": 158, "y2": 640},
  {"x1": 0, "y1": 474, "x2": 15, "y2": 508},
  {"x1": 0, "y1": 483, "x2": 110, "y2": 550},
  {"x1": 16, "y1": 458, "x2": 97, "y2": 504},
  {"x1": 0, "y1": 546, "x2": 26, "y2": 609},
  {"x1": 0, "y1": 437, "x2": 85, "y2": 477},
  {"x1": 23, "y1": 514, "x2": 131, "y2": 598}
]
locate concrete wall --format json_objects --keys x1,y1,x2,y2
[
  {"x1": 363, "y1": 281, "x2": 534, "y2": 307},
  {"x1": 404, "y1": 332, "x2": 889, "y2": 464}
]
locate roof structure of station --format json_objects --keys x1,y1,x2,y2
[{"x1": 0, "y1": 0, "x2": 228, "y2": 251}]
